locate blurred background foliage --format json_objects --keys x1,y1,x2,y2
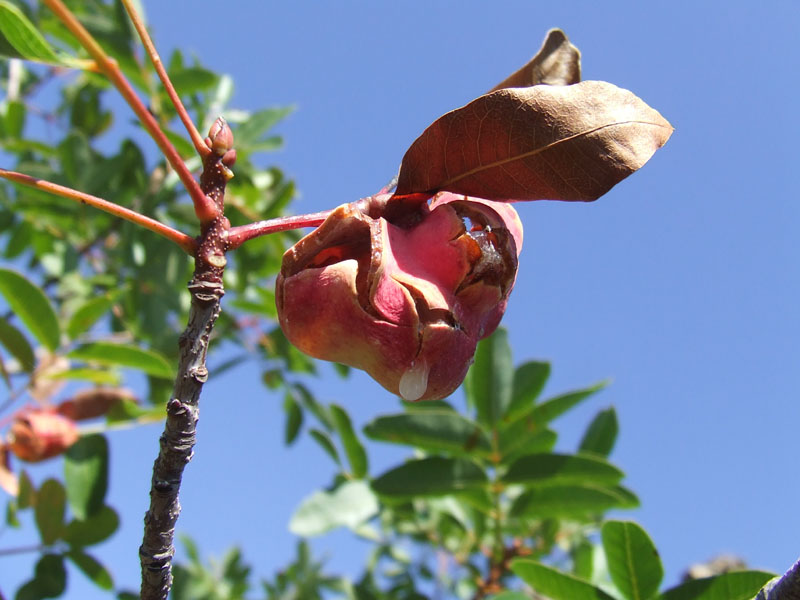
[{"x1": 0, "y1": 1, "x2": 778, "y2": 599}]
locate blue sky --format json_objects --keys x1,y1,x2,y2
[{"x1": 3, "y1": 1, "x2": 800, "y2": 596}]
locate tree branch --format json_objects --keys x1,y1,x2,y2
[
  {"x1": 41, "y1": 0, "x2": 218, "y2": 224},
  {"x1": 226, "y1": 210, "x2": 331, "y2": 249},
  {"x1": 0, "y1": 168, "x2": 196, "y2": 254},
  {"x1": 119, "y1": 0, "x2": 209, "y2": 158},
  {"x1": 138, "y1": 119, "x2": 234, "y2": 600},
  {"x1": 757, "y1": 557, "x2": 800, "y2": 600}
]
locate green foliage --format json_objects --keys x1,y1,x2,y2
[{"x1": 0, "y1": 6, "x2": 780, "y2": 600}]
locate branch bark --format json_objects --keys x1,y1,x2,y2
[
  {"x1": 757, "y1": 557, "x2": 800, "y2": 600},
  {"x1": 138, "y1": 119, "x2": 234, "y2": 600}
]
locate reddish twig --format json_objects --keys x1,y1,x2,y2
[
  {"x1": 119, "y1": 0, "x2": 209, "y2": 158},
  {"x1": 40, "y1": 0, "x2": 218, "y2": 224},
  {"x1": 0, "y1": 168, "x2": 196, "y2": 254},
  {"x1": 226, "y1": 210, "x2": 332, "y2": 249}
]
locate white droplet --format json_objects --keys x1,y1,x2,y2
[{"x1": 398, "y1": 360, "x2": 429, "y2": 402}]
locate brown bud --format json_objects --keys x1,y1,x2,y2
[{"x1": 207, "y1": 117, "x2": 234, "y2": 156}]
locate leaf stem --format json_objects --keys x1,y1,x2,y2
[
  {"x1": 40, "y1": 0, "x2": 218, "y2": 223},
  {"x1": 119, "y1": 0, "x2": 209, "y2": 158},
  {"x1": 0, "y1": 168, "x2": 196, "y2": 254},
  {"x1": 226, "y1": 210, "x2": 332, "y2": 249}
]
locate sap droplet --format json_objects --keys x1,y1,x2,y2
[{"x1": 398, "y1": 360, "x2": 429, "y2": 402}]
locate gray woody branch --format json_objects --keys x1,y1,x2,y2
[
  {"x1": 757, "y1": 557, "x2": 800, "y2": 600},
  {"x1": 139, "y1": 118, "x2": 235, "y2": 600}
]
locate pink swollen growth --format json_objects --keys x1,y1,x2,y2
[{"x1": 276, "y1": 192, "x2": 523, "y2": 401}]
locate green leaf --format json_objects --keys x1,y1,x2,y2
[
  {"x1": 16, "y1": 553, "x2": 67, "y2": 599},
  {"x1": 499, "y1": 426, "x2": 558, "y2": 463},
  {"x1": 0, "y1": 267, "x2": 60, "y2": 351},
  {"x1": 364, "y1": 412, "x2": 491, "y2": 456},
  {"x1": 531, "y1": 381, "x2": 607, "y2": 424},
  {"x1": 464, "y1": 328, "x2": 513, "y2": 426},
  {"x1": 0, "y1": 1, "x2": 84, "y2": 68},
  {"x1": 45, "y1": 367, "x2": 122, "y2": 386},
  {"x1": 35, "y1": 478, "x2": 66, "y2": 545},
  {"x1": 168, "y1": 66, "x2": 219, "y2": 95},
  {"x1": 68, "y1": 342, "x2": 173, "y2": 379},
  {"x1": 659, "y1": 571, "x2": 775, "y2": 600},
  {"x1": 64, "y1": 506, "x2": 120, "y2": 547},
  {"x1": 330, "y1": 404, "x2": 368, "y2": 478},
  {"x1": 283, "y1": 392, "x2": 303, "y2": 445},
  {"x1": 64, "y1": 434, "x2": 108, "y2": 520},
  {"x1": 490, "y1": 593, "x2": 533, "y2": 600},
  {"x1": 0, "y1": 317, "x2": 35, "y2": 371},
  {"x1": 580, "y1": 407, "x2": 619, "y2": 457},
  {"x1": 67, "y1": 549, "x2": 114, "y2": 590},
  {"x1": 372, "y1": 457, "x2": 487, "y2": 498},
  {"x1": 512, "y1": 559, "x2": 617, "y2": 600},
  {"x1": 505, "y1": 360, "x2": 551, "y2": 422},
  {"x1": 289, "y1": 480, "x2": 379, "y2": 537},
  {"x1": 602, "y1": 520, "x2": 663, "y2": 600},
  {"x1": 511, "y1": 484, "x2": 639, "y2": 519},
  {"x1": 235, "y1": 106, "x2": 294, "y2": 147},
  {"x1": 66, "y1": 295, "x2": 115, "y2": 340},
  {"x1": 309, "y1": 428, "x2": 341, "y2": 466},
  {"x1": 504, "y1": 453, "x2": 624, "y2": 487},
  {"x1": 18, "y1": 469, "x2": 34, "y2": 509},
  {"x1": 3, "y1": 99, "x2": 25, "y2": 139}
]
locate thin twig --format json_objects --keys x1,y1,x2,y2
[
  {"x1": 119, "y1": 0, "x2": 209, "y2": 158},
  {"x1": 0, "y1": 169, "x2": 196, "y2": 254},
  {"x1": 226, "y1": 210, "x2": 332, "y2": 249},
  {"x1": 40, "y1": 0, "x2": 218, "y2": 224}
]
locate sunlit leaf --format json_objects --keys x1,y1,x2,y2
[
  {"x1": 602, "y1": 520, "x2": 663, "y2": 600},
  {"x1": 511, "y1": 484, "x2": 639, "y2": 519},
  {"x1": 67, "y1": 549, "x2": 114, "y2": 590},
  {"x1": 63, "y1": 505, "x2": 119, "y2": 547},
  {"x1": 64, "y1": 434, "x2": 108, "y2": 519},
  {"x1": 16, "y1": 554, "x2": 67, "y2": 599},
  {"x1": 68, "y1": 342, "x2": 173, "y2": 379},
  {"x1": 289, "y1": 480, "x2": 378, "y2": 537},
  {"x1": 66, "y1": 295, "x2": 115, "y2": 340},
  {"x1": 0, "y1": 267, "x2": 60, "y2": 351},
  {"x1": 531, "y1": 382, "x2": 608, "y2": 424},
  {"x1": 511, "y1": 559, "x2": 616, "y2": 600},
  {"x1": 364, "y1": 411, "x2": 491, "y2": 456},
  {"x1": 283, "y1": 392, "x2": 303, "y2": 445},
  {"x1": 0, "y1": 1, "x2": 93, "y2": 68},
  {"x1": 0, "y1": 317, "x2": 35, "y2": 371},
  {"x1": 35, "y1": 478, "x2": 66, "y2": 545},
  {"x1": 580, "y1": 407, "x2": 619, "y2": 457},
  {"x1": 309, "y1": 428, "x2": 341, "y2": 466},
  {"x1": 660, "y1": 570, "x2": 775, "y2": 600},
  {"x1": 504, "y1": 360, "x2": 551, "y2": 423},
  {"x1": 330, "y1": 404, "x2": 368, "y2": 478},
  {"x1": 372, "y1": 457, "x2": 487, "y2": 498},
  {"x1": 504, "y1": 453, "x2": 624, "y2": 487},
  {"x1": 464, "y1": 328, "x2": 513, "y2": 427}
]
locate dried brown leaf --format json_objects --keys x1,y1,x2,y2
[
  {"x1": 490, "y1": 28, "x2": 581, "y2": 91},
  {"x1": 395, "y1": 80, "x2": 673, "y2": 202},
  {"x1": 56, "y1": 387, "x2": 136, "y2": 421}
]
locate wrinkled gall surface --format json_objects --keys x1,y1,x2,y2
[{"x1": 276, "y1": 192, "x2": 522, "y2": 401}]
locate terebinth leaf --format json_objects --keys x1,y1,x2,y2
[
  {"x1": 490, "y1": 28, "x2": 581, "y2": 91},
  {"x1": 394, "y1": 80, "x2": 673, "y2": 203}
]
